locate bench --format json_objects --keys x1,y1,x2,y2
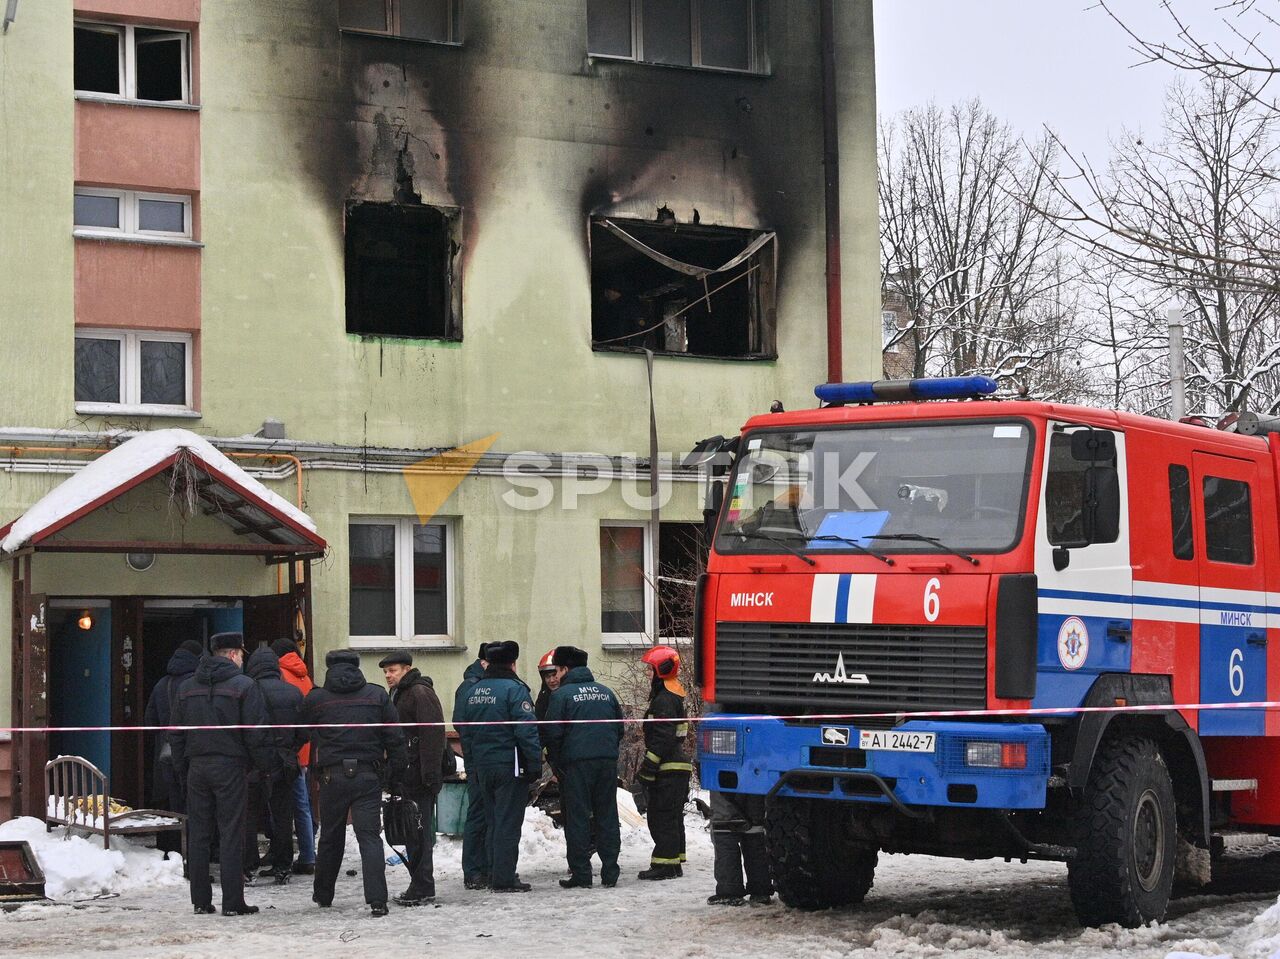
[{"x1": 44, "y1": 756, "x2": 186, "y2": 860}]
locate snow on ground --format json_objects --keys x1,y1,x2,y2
[{"x1": 3, "y1": 806, "x2": 1280, "y2": 959}]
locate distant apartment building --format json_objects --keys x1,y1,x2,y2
[
  {"x1": 881, "y1": 290, "x2": 918, "y2": 379},
  {"x1": 0, "y1": 0, "x2": 879, "y2": 816}
]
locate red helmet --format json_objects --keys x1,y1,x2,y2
[
  {"x1": 641, "y1": 645, "x2": 681, "y2": 679},
  {"x1": 538, "y1": 649, "x2": 557, "y2": 673}
]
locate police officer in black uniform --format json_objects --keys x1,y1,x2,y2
[
  {"x1": 299, "y1": 649, "x2": 407, "y2": 917},
  {"x1": 542, "y1": 646, "x2": 624, "y2": 889},
  {"x1": 171, "y1": 632, "x2": 273, "y2": 916},
  {"x1": 457, "y1": 640, "x2": 541, "y2": 892}
]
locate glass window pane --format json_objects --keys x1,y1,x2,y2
[
  {"x1": 74, "y1": 27, "x2": 121, "y2": 95},
  {"x1": 138, "y1": 198, "x2": 186, "y2": 234},
  {"x1": 658, "y1": 522, "x2": 700, "y2": 638},
  {"x1": 74, "y1": 193, "x2": 120, "y2": 230},
  {"x1": 642, "y1": 0, "x2": 691, "y2": 65},
  {"x1": 412, "y1": 523, "x2": 448, "y2": 635},
  {"x1": 74, "y1": 337, "x2": 121, "y2": 404},
  {"x1": 349, "y1": 523, "x2": 398, "y2": 635},
  {"x1": 588, "y1": 0, "x2": 633, "y2": 56},
  {"x1": 134, "y1": 31, "x2": 185, "y2": 101},
  {"x1": 698, "y1": 0, "x2": 750, "y2": 69},
  {"x1": 601, "y1": 525, "x2": 646, "y2": 633},
  {"x1": 1203, "y1": 476, "x2": 1254, "y2": 565},
  {"x1": 139, "y1": 340, "x2": 187, "y2": 406},
  {"x1": 400, "y1": 0, "x2": 450, "y2": 40},
  {"x1": 1169, "y1": 465, "x2": 1194, "y2": 560},
  {"x1": 340, "y1": 0, "x2": 389, "y2": 31}
]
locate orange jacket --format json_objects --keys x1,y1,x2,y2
[{"x1": 277, "y1": 651, "x2": 314, "y2": 766}]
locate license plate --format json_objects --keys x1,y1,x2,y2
[{"x1": 859, "y1": 730, "x2": 936, "y2": 753}]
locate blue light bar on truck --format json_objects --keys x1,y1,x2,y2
[{"x1": 815, "y1": 376, "x2": 999, "y2": 405}]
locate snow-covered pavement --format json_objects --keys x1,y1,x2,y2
[{"x1": 5, "y1": 806, "x2": 1280, "y2": 959}]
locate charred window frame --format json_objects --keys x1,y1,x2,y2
[
  {"x1": 339, "y1": 0, "x2": 462, "y2": 45},
  {"x1": 344, "y1": 201, "x2": 463, "y2": 341},
  {"x1": 588, "y1": 0, "x2": 766, "y2": 74},
  {"x1": 589, "y1": 217, "x2": 777, "y2": 360}
]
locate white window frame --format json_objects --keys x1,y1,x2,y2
[
  {"x1": 73, "y1": 21, "x2": 191, "y2": 104},
  {"x1": 882, "y1": 310, "x2": 901, "y2": 354},
  {"x1": 74, "y1": 328, "x2": 195, "y2": 415},
  {"x1": 600, "y1": 519, "x2": 656, "y2": 649},
  {"x1": 74, "y1": 188, "x2": 193, "y2": 240},
  {"x1": 339, "y1": 0, "x2": 463, "y2": 45},
  {"x1": 590, "y1": 0, "x2": 760, "y2": 75},
  {"x1": 348, "y1": 516, "x2": 457, "y2": 648}
]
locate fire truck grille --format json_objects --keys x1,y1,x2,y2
[{"x1": 714, "y1": 621, "x2": 988, "y2": 715}]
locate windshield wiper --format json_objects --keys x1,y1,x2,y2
[
  {"x1": 735, "y1": 531, "x2": 817, "y2": 566},
  {"x1": 865, "y1": 533, "x2": 980, "y2": 566},
  {"x1": 807, "y1": 534, "x2": 895, "y2": 566}
]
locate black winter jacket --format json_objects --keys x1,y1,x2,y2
[
  {"x1": 143, "y1": 645, "x2": 201, "y2": 768},
  {"x1": 171, "y1": 655, "x2": 274, "y2": 773},
  {"x1": 246, "y1": 648, "x2": 305, "y2": 777},
  {"x1": 542, "y1": 667, "x2": 624, "y2": 767},
  {"x1": 643, "y1": 678, "x2": 692, "y2": 776},
  {"x1": 391, "y1": 669, "x2": 447, "y2": 793},
  {"x1": 299, "y1": 660, "x2": 407, "y2": 776}
]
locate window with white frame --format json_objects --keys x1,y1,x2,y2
[
  {"x1": 74, "y1": 21, "x2": 190, "y2": 103},
  {"x1": 600, "y1": 520, "x2": 702, "y2": 643},
  {"x1": 74, "y1": 330, "x2": 193, "y2": 412},
  {"x1": 588, "y1": 0, "x2": 759, "y2": 73},
  {"x1": 882, "y1": 310, "x2": 900, "y2": 353},
  {"x1": 339, "y1": 0, "x2": 462, "y2": 43},
  {"x1": 349, "y1": 517, "x2": 454, "y2": 644},
  {"x1": 74, "y1": 189, "x2": 192, "y2": 241}
]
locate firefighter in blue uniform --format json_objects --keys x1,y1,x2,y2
[
  {"x1": 457, "y1": 641, "x2": 541, "y2": 892},
  {"x1": 636, "y1": 645, "x2": 692, "y2": 880},
  {"x1": 452, "y1": 643, "x2": 491, "y2": 889},
  {"x1": 542, "y1": 645, "x2": 624, "y2": 889}
]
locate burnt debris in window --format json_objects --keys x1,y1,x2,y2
[
  {"x1": 345, "y1": 201, "x2": 461, "y2": 340},
  {"x1": 590, "y1": 215, "x2": 775, "y2": 359}
]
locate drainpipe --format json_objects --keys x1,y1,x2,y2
[
  {"x1": 820, "y1": 0, "x2": 843, "y2": 384},
  {"x1": 1168, "y1": 306, "x2": 1186, "y2": 420}
]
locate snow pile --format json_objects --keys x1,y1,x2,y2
[
  {"x1": 1165, "y1": 894, "x2": 1280, "y2": 959},
  {"x1": 0, "y1": 817, "x2": 182, "y2": 900}
]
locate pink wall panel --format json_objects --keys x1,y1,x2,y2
[
  {"x1": 75, "y1": 1, "x2": 199, "y2": 25},
  {"x1": 75, "y1": 239, "x2": 200, "y2": 332},
  {"x1": 76, "y1": 101, "x2": 200, "y2": 195}
]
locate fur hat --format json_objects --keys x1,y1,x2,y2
[
  {"x1": 210, "y1": 632, "x2": 245, "y2": 652},
  {"x1": 325, "y1": 649, "x2": 361, "y2": 668},
  {"x1": 552, "y1": 645, "x2": 588, "y2": 669},
  {"x1": 485, "y1": 641, "x2": 519, "y2": 667}
]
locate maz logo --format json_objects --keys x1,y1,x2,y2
[{"x1": 812, "y1": 652, "x2": 870, "y2": 686}]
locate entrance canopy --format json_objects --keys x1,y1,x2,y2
[{"x1": 0, "y1": 429, "x2": 325, "y2": 561}]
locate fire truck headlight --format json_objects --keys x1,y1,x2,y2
[
  {"x1": 965, "y1": 741, "x2": 1028, "y2": 769},
  {"x1": 703, "y1": 729, "x2": 738, "y2": 756}
]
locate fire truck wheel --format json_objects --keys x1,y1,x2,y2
[
  {"x1": 1067, "y1": 736, "x2": 1177, "y2": 928},
  {"x1": 765, "y1": 797, "x2": 877, "y2": 910}
]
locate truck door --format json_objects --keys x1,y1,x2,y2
[
  {"x1": 1034, "y1": 424, "x2": 1132, "y2": 706},
  {"x1": 1193, "y1": 452, "x2": 1267, "y2": 736}
]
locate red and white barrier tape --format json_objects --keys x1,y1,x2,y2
[{"x1": 3, "y1": 697, "x2": 1279, "y2": 734}]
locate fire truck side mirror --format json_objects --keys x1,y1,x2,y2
[
  {"x1": 1070, "y1": 429, "x2": 1116, "y2": 462},
  {"x1": 1052, "y1": 546, "x2": 1071, "y2": 571}
]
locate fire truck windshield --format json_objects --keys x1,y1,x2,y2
[{"x1": 715, "y1": 420, "x2": 1034, "y2": 556}]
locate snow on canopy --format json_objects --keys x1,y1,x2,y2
[{"x1": 0, "y1": 428, "x2": 320, "y2": 554}]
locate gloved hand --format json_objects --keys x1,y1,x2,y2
[
  {"x1": 519, "y1": 756, "x2": 543, "y2": 783},
  {"x1": 638, "y1": 756, "x2": 660, "y2": 783}
]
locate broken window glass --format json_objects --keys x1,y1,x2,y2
[
  {"x1": 587, "y1": 0, "x2": 632, "y2": 56},
  {"x1": 74, "y1": 26, "x2": 121, "y2": 95},
  {"x1": 590, "y1": 217, "x2": 776, "y2": 359},
  {"x1": 134, "y1": 29, "x2": 186, "y2": 102},
  {"x1": 345, "y1": 202, "x2": 461, "y2": 340},
  {"x1": 139, "y1": 340, "x2": 186, "y2": 406},
  {"x1": 658, "y1": 521, "x2": 702, "y2": 639},
  {"x1": 74, "y1": 336, "x2": 122, "y2": 404}
]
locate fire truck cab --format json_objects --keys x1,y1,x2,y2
[{"x1": 696, "y1": 377, "x2": 1280, "y2": 927}]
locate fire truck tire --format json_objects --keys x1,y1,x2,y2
[
  {"x1": 1067, "y1": 736, "x2": 1177, "y2": 928},
  {"x1": 765, "y1": 797, "x2": 877, "y2": 910}
]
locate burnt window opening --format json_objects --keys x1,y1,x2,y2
[
  {"x1": 345, "y1": 202, "x2": 462, "y2": 341},
  {"x1": 590, "y1": 217, "x2": 776, "y2": 359},
  {"x1": 340, "y1": 0, "x2": 462, "y2": 44},
  {"x1": 658, "y1": 521, "x2": 703, "y2": 640},
  {"x1": 588, "y1": 0, "x2": 761, "y2": 73}
]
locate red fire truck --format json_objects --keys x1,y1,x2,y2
[{"x1": 695, "y1": 376, "x2": 1280, "y2": 927}]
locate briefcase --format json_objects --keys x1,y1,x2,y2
[{"x1": 382, "y1": 796, "x2": 421, "y2": 847}]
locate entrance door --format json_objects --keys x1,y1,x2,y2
[
  {"x1": 244, "y1": 593, "x2": 294, "y2": 652},
  {"x1": 1194, "y1": 453, "x2": 1268, "y2": 736}
]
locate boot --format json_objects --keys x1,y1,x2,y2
[
  {"x1": 491, "y1": 881, "x2": 532, "y2": 893},
  {"x1": 370, "y1": 902, "x2": 389, "y2": 917},
  {"x1": 707, "y1": 893, "x2": 747, "y2": 906},
  {"x1": 393, "y1": 887, "x2": 435, "y2": 906},
  {"x1": 637, "y1": 864, "x2": 681, "y2": 881},
  {"x1": 193, "y1": 904, "x2": 216, "y2": 915},
  {"x1": 464, "y1": 874, "x2": 490, "y2": 890},
  {"x1": 558, "y1": 876, "x2": 592, "y2": 889},
  {"x1": 222, "y1": 904, "x2": 259, "y2": 917}
]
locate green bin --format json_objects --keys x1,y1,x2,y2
[{"x1": 435, "y1": 780, "x2": 470, "y2": 836}]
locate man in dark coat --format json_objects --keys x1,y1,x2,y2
[
  {"x1": 245, "y1": 647, "x2": 304, "y2": 884},
  {"x1": 380, "y1": 650, "x2": 446, "y2": 905},
  {"x1": 456, "y1": 641, "x2": 540, "y2": 892},
  {"x1": 452, "y1": 643, "x2": 490, "y2": 889},
  {"x1": 143, "y1": 639, "x2": 202, "y2": 853},
  {"x1": 542, "y1": 646, "x2": 623, "y2": 889},
  {"x1": 299, "y1": 649, "x2": 407, "y2": 917},
  {"x1": 171, "y1": 632, "x2": 273, "y2": 916},
  {"x1": 708, "y1": 791, "x2": 772, "y2": 906},
  {"x1": 636, "y1": 645, "x2": 692, "y2": 881}
]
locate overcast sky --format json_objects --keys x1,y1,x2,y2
[{"x1": 874, "y1": 1, "x2": 1241, "y2": 162}]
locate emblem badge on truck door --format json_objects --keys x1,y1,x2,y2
[{"x1": 812, "y1": 651, "x2": 870, "y2": 685}]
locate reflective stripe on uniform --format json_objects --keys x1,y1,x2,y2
[
  {"x1": 675, "y1": 724, "x2": 688, "y2": 737},
  {"x1": 650, "y1": 856, "x2": 683, "y2": 866},
  {"x1": 645, "y1": 751, "x2": 661, "y2": 764},
  {"x1": 658, "y1": 761, "x2": 693, "y2": 773}
]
